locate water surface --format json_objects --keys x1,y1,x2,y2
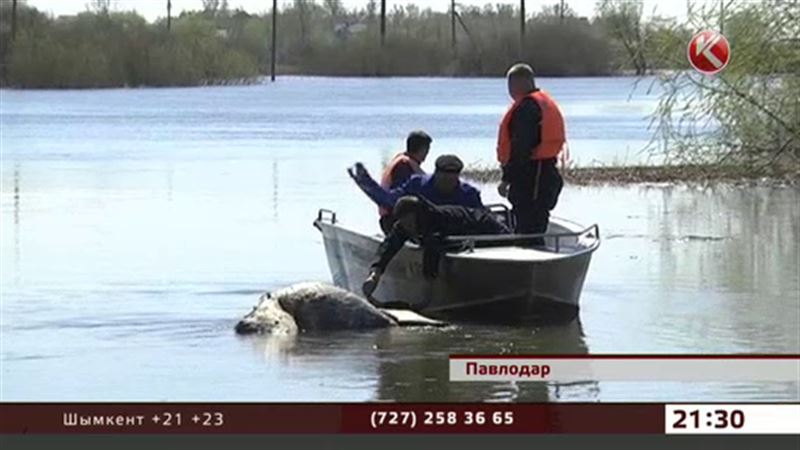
[{"x1": 1, "y1": 77, "x2": 798, "y2": 401}]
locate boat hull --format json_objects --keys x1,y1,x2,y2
[{"x1": 316, "y1": 216, "x2": 598, "y2": 324}]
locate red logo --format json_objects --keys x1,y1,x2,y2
[{"x1": 687, "y1": 30, "x2": 730, "y2": 75}]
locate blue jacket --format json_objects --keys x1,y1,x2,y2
[{"x1": 355, "y1": 173, "x2": 484, "y2": 210}]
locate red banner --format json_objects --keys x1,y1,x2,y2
[{"x1": 0, "y1": 403, "x2": 664, "y2": 434}]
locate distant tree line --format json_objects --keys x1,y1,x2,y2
[{"x1": 0, "y1": 0, "x2": 691, "y2": 88}]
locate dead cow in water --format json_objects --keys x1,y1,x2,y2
[{"x1": 235, "y1": 282, "x2": 400, "y2": 334}]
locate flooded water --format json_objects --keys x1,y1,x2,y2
[{"x1": 1, "y1": 77, "x2": 798, "y2": 402}]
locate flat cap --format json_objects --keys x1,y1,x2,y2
[{"x1": 434, "y1": 154, "x2": 464, "y2": 173}]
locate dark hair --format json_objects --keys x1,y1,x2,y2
[
  {"x1": 393, "y1": 196, "x2": 422, "y2": 219},
  {"x1": 506, "y1": 62, "x2": 536, "y2": 88},
  {"x1": 406, "y1": 130, "x2": 432, "y2": 154}
]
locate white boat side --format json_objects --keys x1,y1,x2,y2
[{"x1": 314, "y1": 209, "x2": 600, "y2": 324}]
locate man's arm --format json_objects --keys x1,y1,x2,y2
[
  {"x1": 481, "y1": 213, "x2": 512, "y2": 235},
  {"x1": 501, "y1": 97, "x2": 542, "y2": 182},
  {"x1": 463, "y1": 185, "x2": 484, "y2": 208},
  {"x1": 370, "y1": 226, "x2": 410, "y2": 273},
  {"x1": 349, "y1": 164, "x2": 413, "y2": 209}
]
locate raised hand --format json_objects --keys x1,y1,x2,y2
[{"x1": 347, "y1": 162, "x2": 369, "y2": 181}]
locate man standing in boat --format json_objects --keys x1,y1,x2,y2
[
  {"x1": 496, "y1": 63, "x2": 565, "y2": 245},
  {"x1": 362, "y1": 196, "x2": 509, "y2": 301},
  {"x1": 377, "y1": 130, "x2": 432, "y2": 233},
  {"x1": 348, "y1": 154, "x2": 484, "y2": 225}
]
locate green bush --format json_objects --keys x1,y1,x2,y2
[
  {"x1": 650, "y1": 0, "x2": 799, "y2": 171},
  {"x1": 1, "y1": 3, "x2": 260, "y2": 88}
]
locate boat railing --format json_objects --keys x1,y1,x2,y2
[
  {"x1": 313, "y1": 209, "x2": 337, "y2": 230},
  {"x1": 446, "y1": 224, "x2": 600, "y2": 253},
  {"x1": 486, "y1": 203, "x2": 514, "y2": 229},
  {"x1": 314, "y1": 207, "x2": 599, "y2": 253}
]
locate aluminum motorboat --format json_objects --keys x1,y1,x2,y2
[{"x1": 313, "y1": 205, "x2": 600, "y2": 324}]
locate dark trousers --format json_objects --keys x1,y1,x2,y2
[
  {"x1": 379, "y1": 215, "x2": 395, "y2": 235},
  {"x1": 508, "y1": 159, "x2": 563, "y2": 244}
]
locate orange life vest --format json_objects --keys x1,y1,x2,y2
[
  {"x1": 496, "y1": 90, "x2": 566, "y2": 165},
  {"x1": 378, "y1": 152, "x2": 423, "y2": 216}
]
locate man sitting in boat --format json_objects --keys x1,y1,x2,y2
[
  {"x1": 348, "y1": 154, "x2": 484, "y2": 233},
  {"x1": 362, "y1": 196, "x2": 510, "y2": 301},
  {"x1": 377, "y1": 130, "x2": 432, "y2": 233}
]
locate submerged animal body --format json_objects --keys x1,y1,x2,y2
[{"x1": 235, "y1": 282, "x2": 397, "y2": 334}]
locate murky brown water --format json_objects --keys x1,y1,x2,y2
[{"x1": 1, "y1": 77, "x2": 798, "y2": 401}]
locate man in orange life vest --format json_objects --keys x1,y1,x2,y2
[
  {"x1": 496, "y1": 63, "x2": 565, "y2": 244},
  {"x1": 378, "y1": 130, "x2": 432, "y2": 233}
]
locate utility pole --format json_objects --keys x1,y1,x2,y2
[
  {"x1": 519, "y1": 0, "x2": 526, "y2": 55},
  {"x1": 380, "y1": 0, "x2": 386, "y2": 47},
  {"x1": 560, "y1": 0, "x2": 565, "y2": 22},
  {"x1": 719, "y1": 0, "x2": 725, "y2": 34},
  {"x1": 167, "y1": 0, "x2": 172, "y2": 31},
  {"x1": 450, "y1": 0, "x2": 456, "y2": 50},
  {"x1": 270, "y1": 0, "x2": 277, "y2": 82}
]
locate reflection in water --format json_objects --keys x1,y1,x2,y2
[
  {"x1": 568, "y1": 184, "x2": 799, "y2": 359},
  {"x1": 0, "y1": 80, "x2": 797, "y2": 402},
  {"x1": 644, "y1": 185, "x2": 799, "y2": 352},
  {"x1": 243, "y1": 332, "x2": 299, "y2": 363},
  {"x1": 272, "y1": 160, "x2": 279, "y2": 221},
  {"x1": 234, "y1": 186, "x2": 800, "y2": 402},
  {"x1": 244, "y1": 321, "x2": 593, "y2": 402},
  {"x1": 373, "y1": 321, "x2": 592, "y2": 402},
  {"x1": 165, "y1": 162, "x2": 174, "y2": 203},
  {"x1": 12, "y1": 163, "x2": 21, "y2": 284}
]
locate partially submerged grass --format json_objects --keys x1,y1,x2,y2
[{"x1": 463, "y1": 163, "x2": 800, "y2": 186}]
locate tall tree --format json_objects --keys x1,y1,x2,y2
[
  {"x1": 90, "y1": 0, "x2": 112, "y2": 15},
  {"x1": 324, "y1": 0, "x2": 342, "y2": 18},
  {"x1": 202, "y1": 0, "x2": 220, "y2": 16},
  {"x1": 296, "y1": 0, "x2": 308, "y2": 45},
  {"x1": 596, "y1": 0, "x2": 648, "y2": 75}
]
